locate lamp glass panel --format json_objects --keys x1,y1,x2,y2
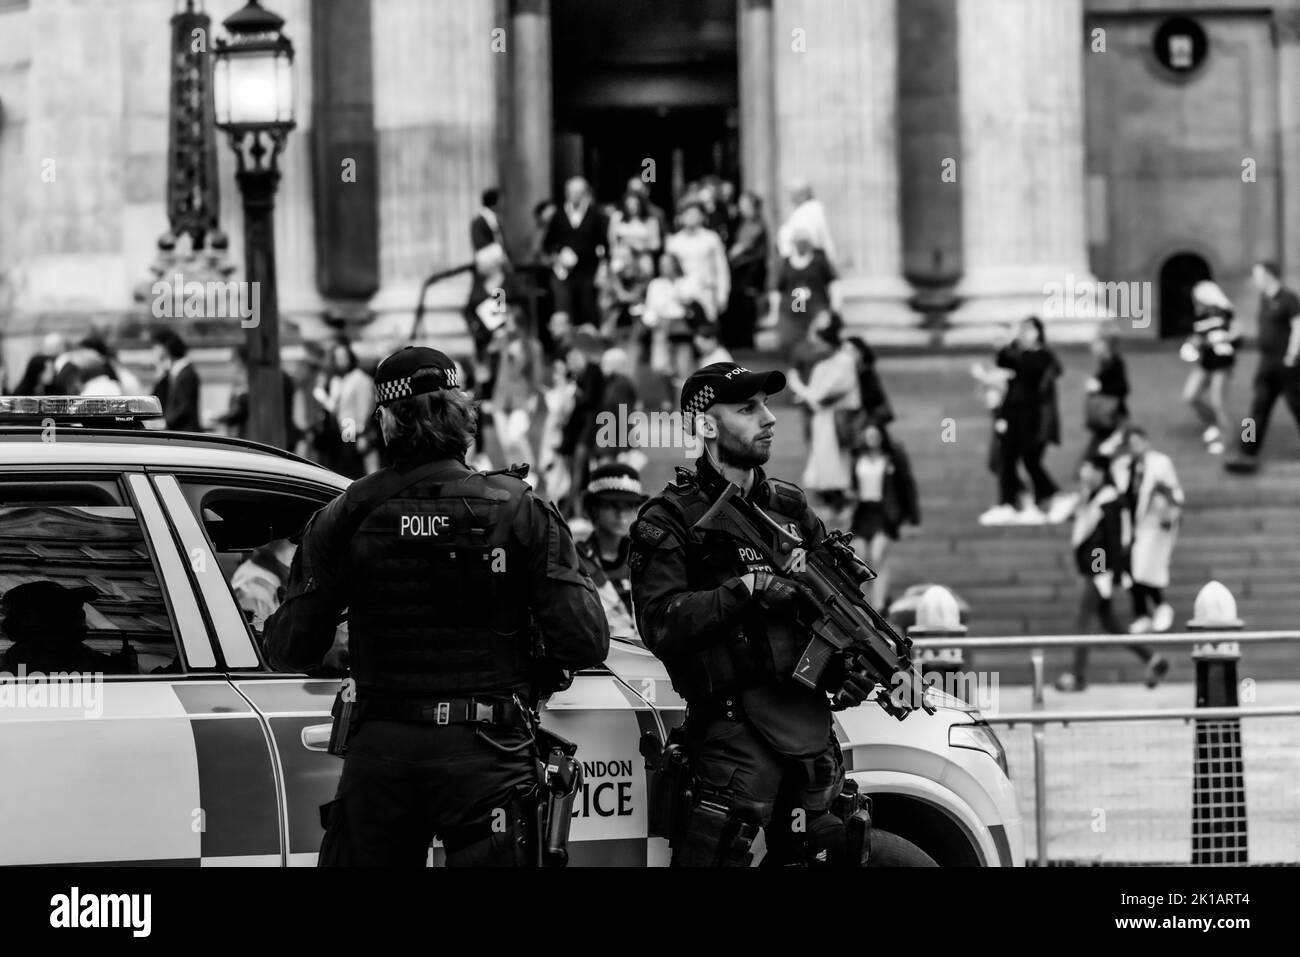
[
  {"x1": 275, "y1": 52, "x2": 295, "y2": 124},
  {"x1": 224, "y1": 51, "x2": 280, "y2": 125}
]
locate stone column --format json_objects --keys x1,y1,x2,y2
[
  {"x1": 951, "y1": 0, "x2": 1099, "y2": 342},
  {"x1": 20, "y1": 0, "x2": 129, "y2": 321},
  {"x1": 367, "y1": 0, "x2": 499, "y2": 344},
  {"x1": 1276, "y1": 6, "x2": 1300, "y2": 283},
  {"x1": 739, "y1": 0, "x2": 777, "y2": 223},
  {"x1": 502, "y1": 0, "x2": 552, "y2": 255},
  {"x1": 897, "y1": 0, "x2": 963, "y2": 323},
  {"x1": 772, "y1": 0, "x2": 916, "y2": 341}
]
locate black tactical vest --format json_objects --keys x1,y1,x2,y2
[
  {"x1": 653, "y1": 469, "x2": 814, "y2": 700},
  {"x1": 344, "y1": 466, "x2": 533, "y2": 698}
]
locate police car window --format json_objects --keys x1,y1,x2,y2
[
  {"x1": 172, "y1": 479, "x2": 337, "y2": 657},
  {"x1": 0, "y1": 479, "x2": 181, "y2": 677}
]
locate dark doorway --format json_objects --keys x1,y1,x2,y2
[
  {"x1": 567, "y1": 107, "x2": 736, "y2": 213},
  {"x1": 552, "y1": 0, "x2": 739, "y2": 207},
  {"x1": 1159, "y1": 253, "x2": 1213, "y2": 339}
]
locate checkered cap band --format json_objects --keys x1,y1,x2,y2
[
  {"x1": 587, "y1": 475, "x2": 644, "y2": 498},
  {"x1": 374, "y1": 364, "x2": 459, "y2": 406},
  {"x1": 375, "y1": 377, "x2": 414, "y2": 405},
  {"x1": 684, "y1": 384, "x2": 716, "y2": 418}
]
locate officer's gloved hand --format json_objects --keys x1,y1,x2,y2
[
  {"x1": 743, "y1": 570, "x2": 816, "y2": 618},
  {"x1": 831, "y1": 662, "x2": 876, "y2": 711}
]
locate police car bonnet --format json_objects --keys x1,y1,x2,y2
[
  {"x1": 373, "y1": 347, "x2": 460, "y2": 406},
  {"x1": 680, "y1": 364, "x2": 787, "y2": 418}
]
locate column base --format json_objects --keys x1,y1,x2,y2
[{"x1": 840, "y1": 275, "x2": 932, "y2": 347}]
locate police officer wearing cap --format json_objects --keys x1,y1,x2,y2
[
  {"x1": 629, "y1": 363, "x2": 875, "y2": 867},
  {"x1": 576, "y1": 463, "x2": 646, "y2": 641},
  {"x1": 264, "y1": 346, "x2": 609, "y2": 867}
]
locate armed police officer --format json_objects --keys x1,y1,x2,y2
[
  {"x1": 629, "y1": 363, "x2": 877, "y2": 867},
  {"x1": 264, "y1": 346, "x2": 608, "y2": 867}
]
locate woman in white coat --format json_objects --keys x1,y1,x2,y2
[
  {"x1": 1111, "y1": 427, "x2": 1184, "y2": 633},
  {"x1": 791, "y1": 310, "x2": 860, "y2": 526}
]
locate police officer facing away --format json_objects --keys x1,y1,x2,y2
[
  {"x1": 264, "y1": 346, "x2": 608, "y2": 867},
  {"x1": 629, "y1": 364, "x2": 877, "y2": 867}
]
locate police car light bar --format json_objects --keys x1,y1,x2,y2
[{"x1": 0, "y1": 396, "x2": 166, "y2": 427}]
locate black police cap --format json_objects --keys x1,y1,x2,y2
[
  {"x1": 681, "y1": 363, "x2": 787, "y2": 419},
  {"x1": 584, "y1": 463, "x2": 647, "y2": 506},
  {"x1": 373, "y1": 347, "x2": 461, "y2": 407}
]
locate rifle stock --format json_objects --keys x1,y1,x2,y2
[{"x1": 693, "y1": 483, "x2": 932, "y2": 720}]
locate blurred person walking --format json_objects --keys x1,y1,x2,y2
[
  {"x1": 206, "y1": 345, "x2": 299, "y2": 448},
  {"x1": 14, "y1": 353, "x2": 59, "y2": 396},
  {"x1": 464, "y1": 188, "x2": 514, "y2": 371},
  {"x1": 777, "y1": 178, "x2": 837, "y2": 265},
  {"x1": 793, "y1": 310, "x2": 860, "y2": 525},
  {"x1": 624, "y1": 176, "x2": 671, "y2": 251},
  {"x1": 1226, "y1": 261, "x2": 1300, "y2": 473},
  {"x1": 538, "y1": 354, "x2": 576, "y2": 505},
  {"x1": 593, "y1": 346, "x2": 639, "y2": 468},
  {"x1": 558, "y1": 329, "x2": 607, "y2": 515},
  {"x1": 607, "y1": 189, "x2": 662, "y2": 275},
  {"x1": 643, "y1": 251, "x2": 708, "y2": 402},
  {"x1": 486, "y1": 307, "x2": 544, "y2": 486},
  {"x1": 692, "y1": 322, "x2": 734, "y2": 369},
  {"x1": 1084, "y1": 328, "x2": 1130, "y2": 458},
  {"x1": 150, "y1": 329, "x2": 201, "y2": 432},
  {"x1": 1054, "y1": 454, "x2": 1165, "y2": 692},
  {"x1": 847, "y1": 336, "x2": 894, "y2": 428},
  {"x1": 849, "y1": 419, "x2": 920, "y2": 610},
  {"x1": 724, "y1": 190, "x2": 769, "y2": 351},
  {"x1": 665, "y1": 197, "x2": 729, "y2": 322},
  {"x1": 543, "y1": 176, "x2": 608, "y2": 330},
  {"x1": 980, "y1": 317, "x2": 1073, "y2": 526},
  {"x1": 775, "y1": 228, "x2": 838, "y2": 358},
  {"x1": 313, "y1": 340, "x2": 376, "y2": 479},
  {"x1": 78, "y1": 335, "x2": 144, "y2": 396},
  {"x1": 1113, "y1": 427, "x2": 1183, "y2": 635},
  {"x1": 1180, "y1": 280, "x2": 1238, "y2": 456},
  {"x1": 601, "y1": 246, "x2": 651, "y2": 351}
]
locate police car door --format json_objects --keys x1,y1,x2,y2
[
  {"x1": 0, "y1": 472, "x2": 279, "y2": 865},
  {"x1": 151, "y1": 472, "x2": 348, "y2": 867}
]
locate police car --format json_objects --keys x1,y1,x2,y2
[{"x1": 0, "y1": 397, "x2": 1023, "y2": 866}]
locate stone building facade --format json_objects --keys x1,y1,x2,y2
[{"x1": 2, "y1": 0, "x2": 1300, "y2": 373}]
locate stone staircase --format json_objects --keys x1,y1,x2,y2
[{"x1": 643, "y1": 345, "x2": 1300, "y2": 685}]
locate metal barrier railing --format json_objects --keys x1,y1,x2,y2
[
  {"x1": 984, "y1": 705, "x2": 1300, "y2": 866},
  {"x1": 911, "y1": 630, "x2": 1300, "y2": 706},
  {"x1": 903, "y1": 628, "x2": 1300, "y2": 865}
]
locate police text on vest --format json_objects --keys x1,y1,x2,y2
[{"x1": 400, "y1": 515, "x2": 451, "y2": 538}]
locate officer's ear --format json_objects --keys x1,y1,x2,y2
[{"x1": 696, "y1": 412, "x2": 718, "y2": 440}]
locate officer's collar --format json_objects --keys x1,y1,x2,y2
[
  {"x1": 390, "y1": 454, "x2": 471, "y2": 478},
  {"x1": 694, "y1": 450, "x2": 767, "y2": 503}
]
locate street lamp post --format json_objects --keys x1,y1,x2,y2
[{"x1": 213, "y1": 0, "x2": 296, "y2": 450}]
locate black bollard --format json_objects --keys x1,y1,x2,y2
[{"x1": 1187, "y1": 582, "x2": 1247, "y2": 865}]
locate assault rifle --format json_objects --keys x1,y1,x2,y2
[{"x1": 693, "y1": 483, "x2": 933, "y2": 720}]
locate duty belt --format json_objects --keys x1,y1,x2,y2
[{"x1": 361, "y1": 695, "x2": 523, "y2": 727}]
